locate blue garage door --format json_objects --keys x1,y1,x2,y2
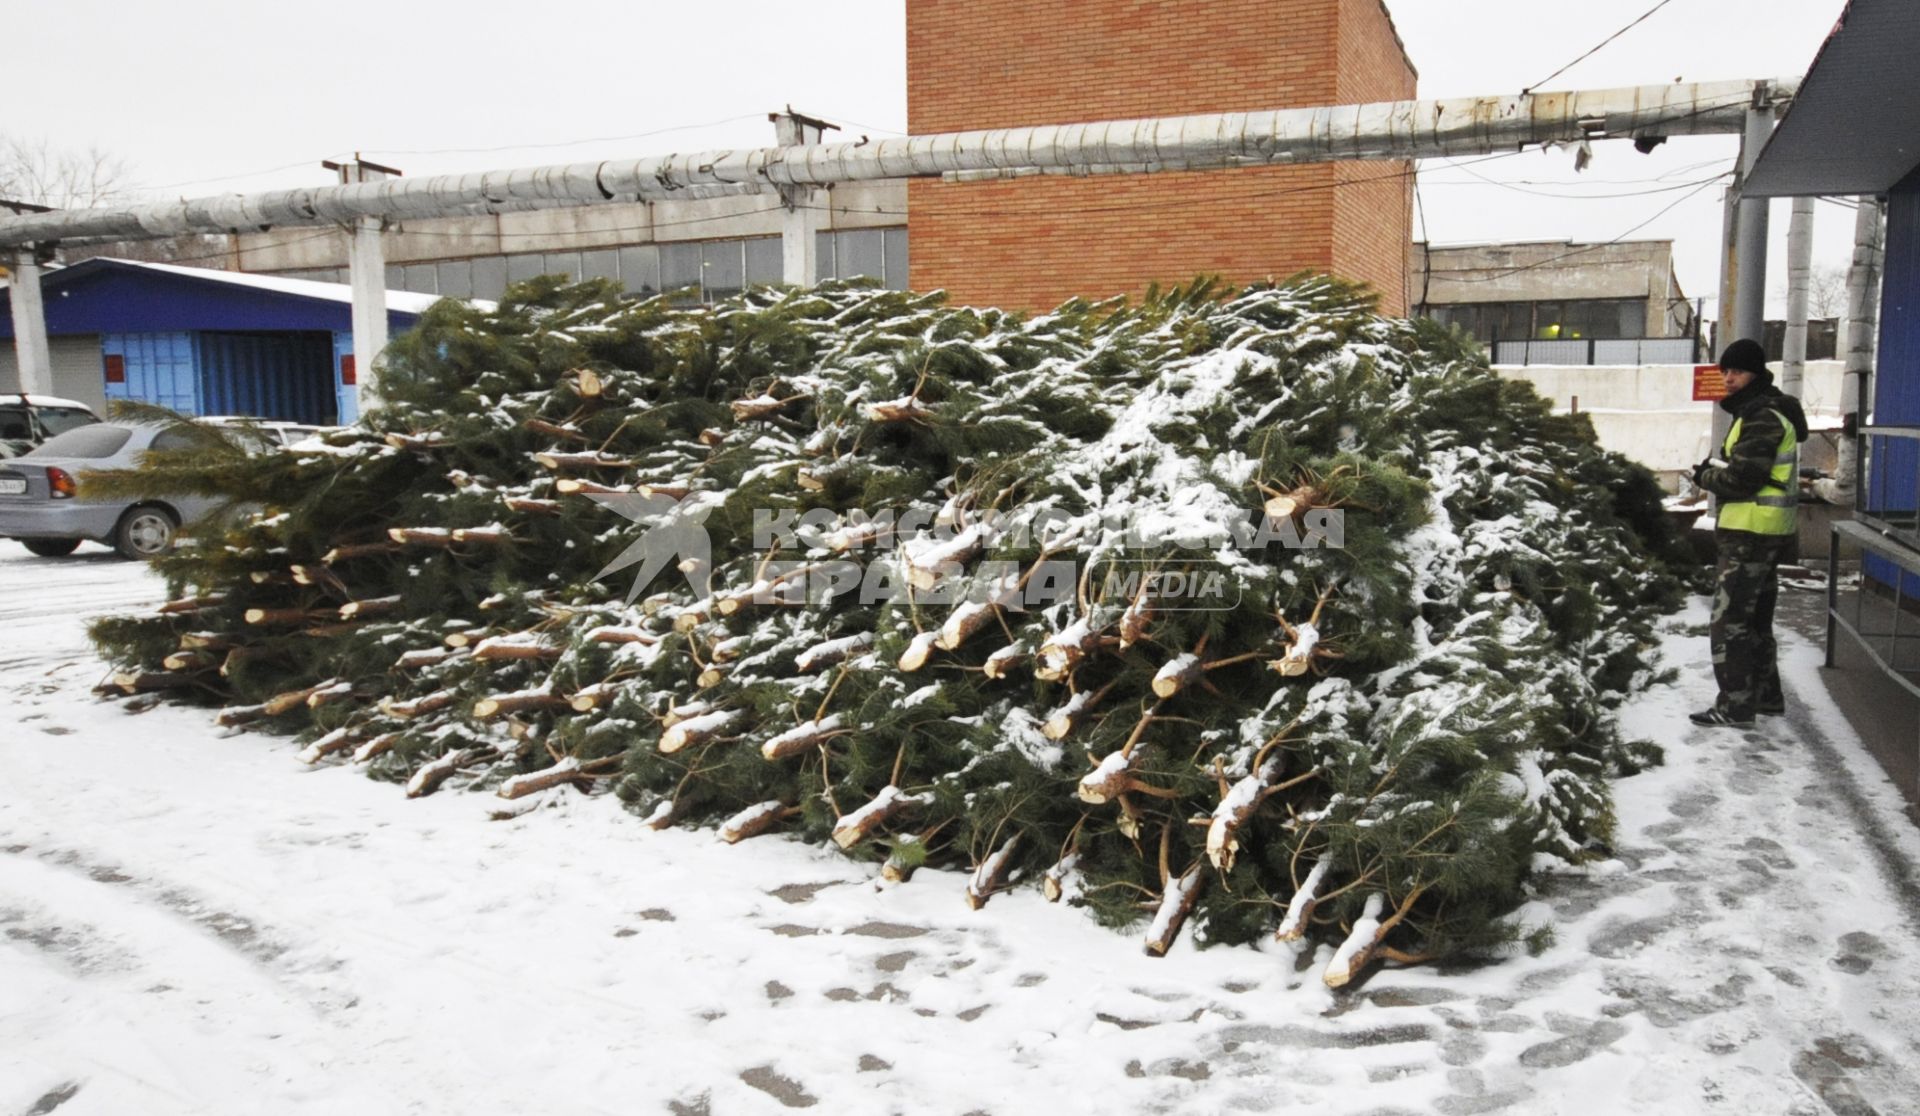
[
  {"x1": 102, "y1": 332, "x2": 199, "y2": 414},
  {"x1": 197, "y1": 331, "x2": 336, "y2": 425}
]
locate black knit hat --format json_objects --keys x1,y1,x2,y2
[{"x1": 1718, "y1": 338, "x2": 1769, "y2": 377}]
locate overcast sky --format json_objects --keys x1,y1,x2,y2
[{"x1": 5, "y1": 0, "x2": 1855, "y2": 317}]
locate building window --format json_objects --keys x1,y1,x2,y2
[
  {"x1": 701, "y1": 240, "x2": 746, "y2": 302},
  {"x1": 619, "y1": 246, "x2": 660, "y2": 295},
  {"x1": 1428, "y1": 298, "x2": 1653, "y2": 343},
  {"x1": 436, "y1": 259, "x2": 473, "y2": 299},
  {"x1": 276, "y1": 228, "x2": 908, "y2": 306},
  {"x1": 745, "y1": 237, "x2": 783, "y2": 287}
]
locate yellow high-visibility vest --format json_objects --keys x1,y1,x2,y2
[{"x1": 1718, "y1": 409, "x2": 1798, "y2": 535}]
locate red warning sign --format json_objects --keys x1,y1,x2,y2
[{"x1": 1692, "y1": 365, "x2": 1728, "y2": 402}]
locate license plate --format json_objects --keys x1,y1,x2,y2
[{"x1": 0, "y1": 477, "x2": 25, "y2": 495}]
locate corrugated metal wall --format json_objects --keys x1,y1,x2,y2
[
  {"x1": 1865, "y1": 175, "x2": 1920, "y2": 595},
  {"x1": 197, "y1": 331, "x2": 335, "y2": 425},
  {"x1": 102, "y1": 332, "x2": 199, "y2": 414},
  {"x1": 98, "y1": 330, "x2": 337, "y2": 425}
]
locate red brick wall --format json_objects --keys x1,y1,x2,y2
[{"x1": 905, "y1": 0, "x2": 1415, "y2": 313}]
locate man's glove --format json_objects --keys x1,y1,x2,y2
[{"x1": 1691, "y1": 460, "x2": 1713, "y2": 489}]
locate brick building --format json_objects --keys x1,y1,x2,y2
[{"x1": 906, "y1": 0, "x2": 1417, "y2": 313}]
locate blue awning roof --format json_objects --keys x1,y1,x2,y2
[
  {"x1": 0, "y1": 258, "x2": 431, "y2": 338},
  {"x1": 1745, "y1": 0, "x2": 1920, "y2": 198}
]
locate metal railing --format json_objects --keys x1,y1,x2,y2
[
  {"x1": 1858, "y1": 425, "x2": 1920, "y2": 553},
  {"x1": 1491, "y1": 337, "x2": 1699, "y2": 366},
  {"x1": 1827, "y1": 520, "x2": 1920, "y2": 705}
]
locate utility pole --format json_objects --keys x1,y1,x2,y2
[
  {"x1": 323, "y1": 156, "x2": 402, "y2": 417},
  {"x1": 1782, "y1": 197, "x2": 1815, "y2": 398},
  {"x1": 770, "y1": 109, "x2": 836, "y2": 288}
]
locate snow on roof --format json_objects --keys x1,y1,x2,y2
[
  {"x1": 1, "y1": 393, "x2": 96, "y2": 412},
  {"x1": 115, "y1": 259, "x2": 451, "y2": 315}
]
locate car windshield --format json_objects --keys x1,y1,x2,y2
[
  {"x1": 36, "y1": 407, "x2": 99, "y2": 437},
  {"x1": 26, "y1": 424, "x2": 133, "y2": 459}
]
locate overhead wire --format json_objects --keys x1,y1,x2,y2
[
  {"x1": 1431, "y1": 173, "x2": 1727, "y2": 284},
  {"x1": 1520, "y1": 0, "x2": 1683, "y2": 95}
]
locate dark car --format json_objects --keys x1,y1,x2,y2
[{"x1": 0, "y1": 394, "x2": 102, "y2": 457}]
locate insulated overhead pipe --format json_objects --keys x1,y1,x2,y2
[{"x1": 0, "y1": 79, "x2": 1795, "y2": 249}]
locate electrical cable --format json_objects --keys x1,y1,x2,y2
[
  {"x1": 1521, "y1": 0, "x2": 1682, "y2": 95},
  {"x1": 1433, "y1": 173, "x2": 1725, "y2": 285},
  {"x1": 357, "y1": 114, "x2": 769, "y2": 159},
  {"x1": 137, "y1": 114, "x2": 774, "y2": 195}
]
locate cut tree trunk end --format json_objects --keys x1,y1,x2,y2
[
  {"x1": 1042, "y1": 853, "x2": 1081, "y2": 902},
  {"x1": 162, "y1": 650, "x2": 218, "y2": 672},
  {"x1": 472, "y1": 689, "x2": 568, "y2": 719},
  {"x1": 158, "y1": 593, "x2": 226, "y2": 615},
  {"x1": 659, "y1": 708, "x2": 739, "y2": 754},
  {"x1": 470, "y1": 633, "x2": 561, "y2": 661},
  {"x1": 111, "y1": 670, "x2": 196, "y2": 694},
  {"x1": 496, "y1": 757, "x2": 588, "y2": 800},
  {"x1": 297, "y1": 727, "x2": 364, "y2": 765},
  {"x1": 261, "y1": 676, "x2": 343, "y2": 718},
  {"x1": 761, "y1": 715, "x2": 843, "y2": 760},
  {"x1": 1035, "y1": 619, "x2": 1102, "y2": 682},
  {"x1": 830, "y1": 786, "x2": 925, "y2": 850},
  {"x1": 719, "y1": 800, "x2": 794, "y2": 844},
  {"x1": 405, "y1": 747, "x2": 488, "y2": 799},
  {"x1": 897, "y1": 631, "x2": 939, "y2": 673},
  {"x1": 383, "y1": 689, "x2": 459, "y2": 719},
  {"x1": 794, "y1": 633, "x2": 874, "y2": 673},
  {"x1": 1276, "y1": 858, "x2": 1331, "y2": 942},
  {"x1": 1144, "y1": 864, "x2": 1206, "y2": 956},
  {"x1": 964, "y1": 834, "x2": 1021, "y2": 910}
]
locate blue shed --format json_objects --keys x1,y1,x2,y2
[{"x1": 0, "y1": 258, "x2": 440, "y2": 425}]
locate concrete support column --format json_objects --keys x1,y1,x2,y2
[
  {"x1": 7, "y1": 250, "x2": 53, "y2": 395},
  {"x1": 1843, "y1": 196, "x2": 1886, "y2": 421},
  {"x1": 1728, "y1": 103, "x2": 1774, "y2": 348},
  {"x1": 331, "y1": 158, "x2": 397, "y2": 411},
  {"x1": 346, "y1": 215, "x2": 388, "y2": 410},
  {"x1": 782, "y1": 194, "x2": 821, "y2": 288},
  {"x1": 1713, "y1": 98, "x2": 1778, "y2": 454},
  {"x1": 771, "y1": 110, "x2": 834, "y2": 288},
  {"x1": 1782, "y1": 197, "x2": 1815, "y2": 398}
]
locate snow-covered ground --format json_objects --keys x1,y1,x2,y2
[{"x1": 3, "y1": 549, "x2": 1918, "y2": 1116}]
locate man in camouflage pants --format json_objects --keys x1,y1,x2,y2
[
  {"x1": 1691, "y1": 339, "x2": 1809, "y2": 727},
  {"x1": 1707, "y1": 533, "x2": 1791, "y2": 723}
]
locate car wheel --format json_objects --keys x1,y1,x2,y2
[
  {"x1": 21, "y1": 538, "x2": 81, "y2": 557},
  {"x1": 113, "y1": 506, "x2": 177, "y2": 561}
]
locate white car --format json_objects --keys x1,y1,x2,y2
[
  {"x1": 197, "y1": 416, "x2": 337, "y2": 447},
  {"x1": 0, "y1": 393, "x2": 102, "y2": 457}
]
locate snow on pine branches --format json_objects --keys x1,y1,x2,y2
[{"x1": 86, "y1": 274, "x2": 1684, "y2": 987}]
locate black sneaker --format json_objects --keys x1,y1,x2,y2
[
  {"x1": 1689, "y1": 708, "x2": 1755, "y2": 727},
  {"x1": 1757, "y1": 698, "x2": 1785, "y2": 716}
]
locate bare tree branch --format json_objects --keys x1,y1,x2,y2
[{"x1": 1, "y1": 134, "x2": 139, "y2": 209}]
